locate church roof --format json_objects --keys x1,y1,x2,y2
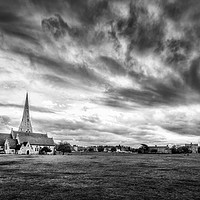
[
  {"x1": 16, "y1": 131, "x2": 55, "y2": 146},
  {"x1": 0, "y1": 133, "x2": 10, "y2": 146},
  {"x1": 7, "y1": 138, "x2": 17, "y2": 149},
  {"x1": 12, "y1": 131, "x2": 48, "y2": 139}
]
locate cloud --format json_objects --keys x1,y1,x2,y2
[
  {"x1": 184, "y1": 58, "x2": 200, "y2": 92},
  {"x1": 0, "y1": 115, "x2": 11, "y2": 132},
  {"x1": 162, "y1": 0, "x2": 200, "y2": 22},
  {"x1": 0, "y1": 103, "x2": 54, "y2": 114},
  {"x1": 11, "y1": 47, "x2": 109, "y2": 88},
  {"x1": 0, "y1": 115, "x2": 11, "y2": 125},
  {"x1": 99, "y1": 56, "x2": 126, "y2": 75},
  {"x1": 0, "y1": 2, "x2": 41, "y2": 47}
]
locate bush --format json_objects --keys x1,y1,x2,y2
[{"x1": 39, "y1": 146, "x2": 52, "y2": 155}]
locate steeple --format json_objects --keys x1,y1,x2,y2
[{"x1": 18, "y1": 93, "x2": 33, "y2": 133}]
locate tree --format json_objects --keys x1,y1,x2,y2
[
  {"x1": 181, "y1": 146, "x2": 190, "y2": 154},
  {"x1": 88, "y1": 146, "x2": 94, "y2": 152},
  {"x1": 39, "y1": 146, "x2": 52, "y2": 155},
  {"x1": 111, "y1": 146, "x2": 116, "y2": 152},
  {"x1": 138, "y1": 144, "x2": 149, "y2": 154},
  {"x1": 97, "y1": 146, "x2": 104, "y2": 152},
  {"x1": 56, "y1": 142, "x2": 72, "y2": 155},
  {"x1": 171, "y1": 145, "x2": 178, "y2": 154}
]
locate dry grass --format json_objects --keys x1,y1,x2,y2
[{"x1": 0, "y1": 153, "x2": 200, "y2": 200}]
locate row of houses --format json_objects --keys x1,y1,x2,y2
[
  {"x1": 138, "y1": 143, "x2": 199, "y2": 154},
  {"x1": 71, "y1": 145, "x2": 134, "y2": 153},
  {"x1": 70, "y1": 143, "x2": 199, "y2": 154}
]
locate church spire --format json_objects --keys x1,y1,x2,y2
[{"x1": 18, "y1": 92, "x2": 33, "y2": 133}]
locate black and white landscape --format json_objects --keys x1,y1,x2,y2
[
  {"x1": 0, "y1": 0, "x2": 200, "y2": 146},
  {"x1": 1, "y1": 1, "x2": 200, "y2": 200}
]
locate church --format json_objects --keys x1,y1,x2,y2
[{"x1": 0, "y1": 93, "x2": 55, "y2": 155}]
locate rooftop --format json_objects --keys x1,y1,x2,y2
[{"x1": 0, "y1": 133, "x2": 10, "y2": 146}]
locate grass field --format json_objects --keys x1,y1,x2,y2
[{"x1": 0, "y1": 153, "x2": 200, "y2": 200}]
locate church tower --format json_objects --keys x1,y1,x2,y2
[{"x1": 18, "y1": 93, "x2": 33, "y2": 133}]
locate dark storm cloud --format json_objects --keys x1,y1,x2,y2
[
  {"x1": 161, "y1": 0, "x2": 200, "y2": 57},
  {"x1": 2, "y1": 0, "x2": 199, "y2": 103},
  {"x1": 42, "y1": 14, "x2": 71, "y2": 40},
  {"x1": 11, "y1": 47, "x2": 108, "y2": 87},
  {"x1": 4, "y1": 28, "x2": 40, "y2": 46},
  {"x1": 41, "y1": 74, "x2": 73, "y2": 89},
  {"x1": 41, "y1": 13, "x2": 107, "y2": 46},
  {"x1": 184, "y1": 58, "x2": 200, "y2": 93},
  {"x1": 30, "y1": 0, "x2": 69, "y2": 14},
  {"x1": 94, "y1": 93, "x2": 140, "y2": 109},
  {"x1": 66, "y1": 0, "x2": 110, "y2": 25},
  {"x1": 162, "y1": 0, "x2": 200, "y2": 21},
  {"x1": 33, "y1": 119, "x2": 87, "y2": 132},
  {"x1": 111, "y1": 1, "x2": 165, "y2": 56},
  {"x1": 102, "y1": 77, "x2": 187, "y2": 108},
  {"x1": 105, "y1": 88, "x2": 165, "y2": 107},
  {"x1": 0, "y1": 103, "x2": 54, "y2": 114},
  {"x1": 0, "y1": 0, "x2": 199, "y2": 54},
  {"x1": 34, "y1": 118, "x2": 129, "y2": 138},
  {"x1": 0, "y1": 10, "x2": 20, "y2": 23},
  {"x1": 165, "y1": 39, "x2": 192, "y2": 65},
  {"x1": 99, "y1": 56, "x2": 126, "y2": 75},
  {"x1": 0, "y1": 1, "x2": 41, "y2": 47},
  {"x1": 113, "y1": 0, "x2": 200, "y2": 70},
  {"x1": 31, "y1": 0, "x2": 111, "y2": 27},
  {"x1": 163, "y1": 123, "x2": 200, "y2": 137}
]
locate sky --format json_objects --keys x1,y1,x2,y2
[{"x1": 0, "y1": 0, "x2": 200, "y2": 147}]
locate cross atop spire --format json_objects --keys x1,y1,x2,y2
[{"x1": 18, "y1": 92, "x2": 33, "y2": 133}]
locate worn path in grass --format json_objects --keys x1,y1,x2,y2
[{"x1": 0, "y1": 153, "x2": 200, "y2": 200}]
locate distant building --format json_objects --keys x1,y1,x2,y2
[
  {"x1": 72, "y1": 145, "x2": 86, "y2": 152},
  {"x1": 0, "y1": 93, "x2": 55, "y2": 155},
  {"x1": 185, "y1": 143, "x2": 198, "y2": 153},
  {"x1": 73, "y1": 145, "x2": 78, "y2": 152},
  {"x1": 116, "y1": 146, "x2": 121, "y2": 152},
  {"x1": 104, "y1": 146, "x2": 112, "y2": 152},
  {"x1": 86, "y1": 146, "x2": 98, "y2": 152},
  {"x1": 148, "y1": 145, "x2": 171, "y2": 154}
]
